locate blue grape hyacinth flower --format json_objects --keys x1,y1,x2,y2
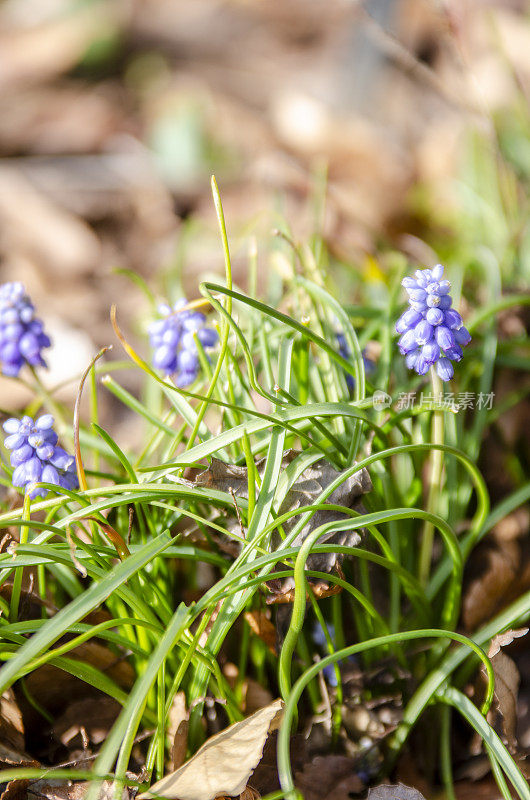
[
  {"x1": 148, "y1": 299, "x2": 218, "y2": 387},
  {"x1": 396, "y1": 264, "x2": 471, "y2": 381},
  {"x1": 3, "y1": 415, "x2": 78, "y2": 499},
  {"x1": 0, "y1": 282, "x2": 51, "y2": 377}
]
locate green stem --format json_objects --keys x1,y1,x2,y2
[
  {"x1": 10, "y1": 494, "x2": 31, "y2": 623},
  {"x1": 185, "y1": 176, "x2": 232, "y2": 453},
  {"x1": 439, "y1": 704, "x2": 456, "y2": 800},
  {"x1": 419, "y1": 369, "x2": 444, "y2": 585}
]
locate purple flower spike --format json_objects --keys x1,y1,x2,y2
[
  {"x1": 2, "y1": 415, "x2": 78, "y2": 499},
  {"x1": 148, "y1": 298, "x2": 218, "y2": 387},
  {"x1": 0, "y1": 283, "x2": 51, "y2": 377},
  {"x1": 395, "y1": 264, "x2": 471, "y2": 381}
]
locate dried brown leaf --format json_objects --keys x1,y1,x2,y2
[
  {"x1": 0, "y1": 781, "x2": 30, "y2": 800},
  {"x1": 168, "y1": 692, "x2": 189, "y2": 771},
  {"x1": 193, "y1": 452, "x2": 371, "y2": 575},
  {"x1": 367, "y1": 784, "x2": 427, "y2": 799},
  {"x1": 215, "y1": 789, "x2": 259, "y2": 800},
  {"x1": 139, "y1": 698, "x2": 284, "y2": 800},
  {"x1": 0, "y1": 689, "x2": 38, "y2": 776},
  {"x1": 53, "y1": 697, "x2": 121, "y2": 748},
  {"x1": 488, "y1": 628, "x2": 529, "y2": 658},
  {"x1": 0, "y1": 689, "x2": 24, "y2": 753},
  {"x1": 25, "y1": 781, "x2": 133, "y2": 799},
  {"x1": 244, "y1": 611, "x2": 277, "y2": 655},
  {"x1": 486, "y1": 628, "x2": 529, "y2": 750},
  {"x1": 463, "y1": 545, "x2": 517, "y2": 631},
  {"x1": 294, "y1": 755, "x2": 364, "y2": 800}
]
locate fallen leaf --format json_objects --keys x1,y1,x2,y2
[
  {"x1": 294, "y1": 755, "x2": 364, "y2": 800},
  {"x1": 485, "y1": 628, "x2": 529, "y2": 750},
  {"x1": 0, "y1": 689, "x2": 39, "y2": 774},
  {"x1": 193, "y1": 451, "x2": 372, "y2": 575},
  {"x1": 463, "y1": 544, "x2": 518, "y2": 631},
  {"x1": 244, "y1": 611, "x2": 277, "y2": 655},
  {"x1": 0, "y1": 781, "x2": 30, "y2": 800},
  {"x1": 0, "y1": 690, "x2": 24, "y2": 754},
  {"x1": 214, "y1": 789, "x2": 259, "y2": 800},
  {"x1": 167, "y1": 692, "x2": 188, "y2": 771},
  {"x1": 367, "y1": 784, "x2": 426, "y2": 799},
  {"x1": 139, "y1": 698, "x2": 284, "y2": 800},
  {"x1": 488, "y1": 628, "x2": 529, "y2": 657},
  {"x1": 53, "y1": 696, "x2": 122, "y2": 748},
  {"x1": 24, "y1": 781, "x2": 133, "y2": 799}
]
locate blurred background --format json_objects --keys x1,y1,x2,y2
[{"x1": 0, "y1": 0, "x2": 529, "y2": 409}]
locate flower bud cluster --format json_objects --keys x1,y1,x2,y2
[
  {"x1": 148, "y1": 300, "x2": 218, "y2": 387},
  {"x1": 0, "y1": 283, "x2": 51, "y2": 377},
  {"x1": 3, "y1": 415, "x2": 78, "y2": 499},
  {"x1": 396, "y1": 264, "x2": 471, "y2": 381}
]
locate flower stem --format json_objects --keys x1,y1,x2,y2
[
  {"x1": 419, "y1": 368, "x2": 444, "y2": 585},
  {"x1": 10, "y1": 493, "x2": 31, "y2": 622}
]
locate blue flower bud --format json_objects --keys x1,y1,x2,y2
[
  {"x1": 435, "y1": 326, "x2": 455, "y2": 352},
  {"x1": 402, "y1": 277, "x2": 418, "y2": 289},
  {"x1": 454, "y1": 326, "x2": 471, "y2": 346},
  {"x1": 444, "y1": 344, "x2": 463, "y2": 362},
  {"x1": 197, "y1": 327, "x2": 219, "y2": 347},
  {"x1": 35, "y1": 415, "x2": 54, "y2": 430},
  {"x1": 36, "y1": 444, "x2": 55, "y2": 460},
  {"x1": 398, "y1": 329, "x2": 417, "y2": 354},
  {"x1": 11, "y1": 444, "x2": 33, "y2": 466},
  {"x1": 422, "y1": 341, "x2": 440, "y2": 363},
  {"x1": 2, "y1": 418, "x2": 21, "y2": 435},
  {"x1": 153, "y1": 344, "x2": 177, "y2": 371},
  {"x1": 414, "y1": 320, "x2": 433, "y2": 345},
  {"x1": 41, "y1": 464, "x2": 60, "y2": 485},
  {"x1": 4, "y1": 433, "x2": 26, "y2": 450},
  {"x1": 49, "y1": 447, "x2": 74, "y2": 470},
  {"x1": 407, "y1": 288, "x2": 427, "y2": 303},
  {"x1": 436, "y1": 358, "x2": 454, "y2": 381},
  {"x1": 426, "y1": 294, "x2": 441, "y2": 308},
  {"x1": 444, "y1": 309, "x2": 463, "y2": 330},
  {"x1": 175, "y1": 370, "x2": 198, "y2": 388},
  {"x1": 426, "y1": 308, "x2": 444, "y2": 326},
  {"x1": 177, "y1": 349, "x2": 199, "y2": 373},
  {"x1": 396, "y1": 308, "x2": 422, "y2": 334},
  {"x1": 415, "y1": 355, "x2": 430, "y2": 376},
  {"x1": 405, "y1": 349, "x2": 419, "y2": 370}
]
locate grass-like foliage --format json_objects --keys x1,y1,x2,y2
[{"x1": 0, "y1": 165, "x2": 529, "y2": 800}]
